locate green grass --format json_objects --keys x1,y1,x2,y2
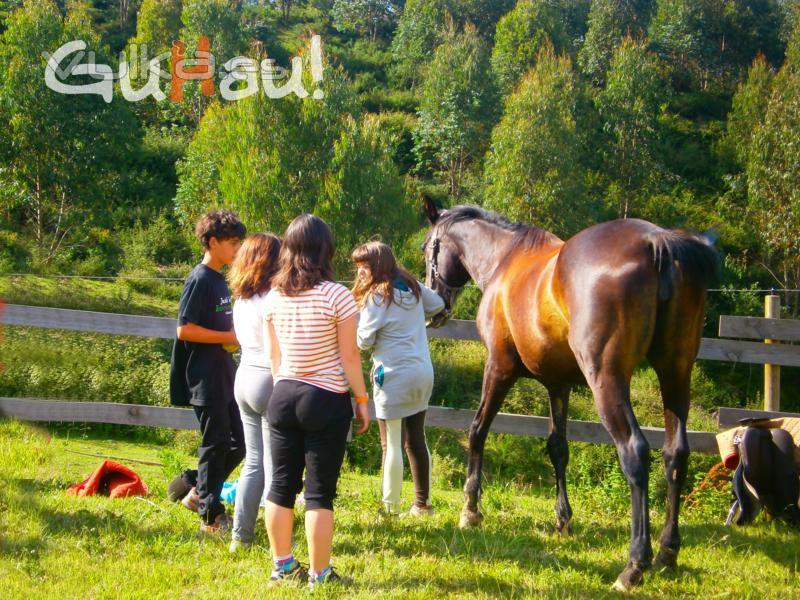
[
  {"x1": 1, "y1": 421, "x2": 798, "y2": 598},
  {"x1": 0, "y1": 274, "x2": 181, "y2": 316}
]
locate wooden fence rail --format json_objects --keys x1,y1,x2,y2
[
  {"x1": 0, "y1": 397, "x2": 720, "y2": 454},
  {"x1": 5, "y1": 303, "x2": 800, "y2": 366}
]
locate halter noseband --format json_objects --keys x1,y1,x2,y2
[{"x1": 429, "y1": 235, "x2": 465, "y2": 298}]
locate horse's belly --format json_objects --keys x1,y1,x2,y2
[{"x1": 517, "y1": 338, "x2": 582, "y2": 384}]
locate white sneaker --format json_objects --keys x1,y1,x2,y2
[
  {"x1": 181, "y1": 487, "x2": 199, "y2": 513},
  {"x1": 402, "y1": 504, "x2": 435, "y2": 518}
]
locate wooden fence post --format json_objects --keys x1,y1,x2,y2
[{"x1": 764, "y1": 294, "x2": 781, "y2": 411}]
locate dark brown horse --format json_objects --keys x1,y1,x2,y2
[{"x1": 422, "y1": 198, "x2": 717, "y2": 591}]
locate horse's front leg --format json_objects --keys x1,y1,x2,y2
[
  {"x1": 460, "y1": 360, "x2": 517, "y2": 528},
  {"x1": 546, "y1": 384, "x2": 572, "y2": 534}
]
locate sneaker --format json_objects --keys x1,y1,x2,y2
[
  {"x1": 229, "y1": 538, "x2": 251, "y2": 554},
  {"x1": 181, "y1": 487, "x2": 199, "y2": 513},
  {"x1": 403, "y1": 504, "x2": 435, "y2": 518},
  {"x1": 270, "y1": 559, "x2": 308, "y2": 584},
  {"x1": 199, "y1": 512, "x2": 232, "y2": 537},
  {"x1": 307, "y1": 566, "x2": 351, "y2": 591}
]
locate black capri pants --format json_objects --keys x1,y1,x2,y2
[{"x1": 267, "y1": 379, "x2": 353, "y2": 511}]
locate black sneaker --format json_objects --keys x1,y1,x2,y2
[
  {"x1": 269, "y1": 559, "x2": 308, "y2": 584},
  {"x1": 307, "y1": 566, "x2": 352, "y2": 591}
]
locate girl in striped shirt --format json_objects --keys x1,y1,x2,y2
[{"x1": 263, "y1": 214, "x2": 369, "y2": 589}]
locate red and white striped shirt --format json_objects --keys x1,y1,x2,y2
[{"x1": 264, "y1": 281, "x2": 359, "y2": 393}]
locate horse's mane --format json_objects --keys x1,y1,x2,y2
[{"x1": 436, "y1": 205, "x2": 560, "y2": 252}]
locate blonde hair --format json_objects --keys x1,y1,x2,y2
[{"x1": 228, "y1": 233, "x2": 281, "y2": 299}]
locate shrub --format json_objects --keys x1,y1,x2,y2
[{"x1": 0, "y1": 230, "x2": 31, "y2": 273}]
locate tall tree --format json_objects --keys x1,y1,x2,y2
[
  {"x1": 484, "y1": 43, "x2": 593, "y2": 236},
  {"x1": 578, "y1": 0, "x2": 653, "y2": 85},
  {"x1": 723, "y1": 55, "x2": 774, "y2": 168},
  {"x1": 181, "y1": 0, "x2": 246, "y2": 63},
  {"x1": 130, "y1": 0, "x2": 182, "y2": 53},
  {"x1": 0, "y1": 0, "x2": 23, "y2": 34},
  {"x1": 389, "y1": 0, "x2": 449, "y2": 87},
  {"x1": 331, "y1": 0, "x2": 401, "y2": 42},
  {"x1": 649, "y1": 0, "x2": 785, "y2": 90},
  {"x1": 176, "y1": 51, "x2": 415, "y2": 268},
  {"x1": 412, "y1": 26, "x2": 499, "y2": 197},
  {"x1": 491, "y1": 0, "x2": 570, "y2": 94},
  {"x1": 595, "y1": 37, "x2": 667, "y2": 218},
  {"x1": 178, "y1": 0, "x2": 248, "y2": 124},
  {"x1": 317, "y1": 114, "x2": 416, "y2": 262},
  {"x1": 737, "y1": 43, "x2": 800, "y2": 310},
  {"x1": 0, "y1": 0, "x2": 141, "y2": 264}
]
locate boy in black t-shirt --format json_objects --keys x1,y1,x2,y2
[{"x1": 170, "y1": 209, "x2": 247, "y2": 534}]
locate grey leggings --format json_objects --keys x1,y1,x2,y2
[{"x1": 232, "y1": 364, "x2": 273, "y2": 543}]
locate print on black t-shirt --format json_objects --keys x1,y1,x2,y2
[{"x1": 169, "y1": 264, "x2": 236, "y2": 407}]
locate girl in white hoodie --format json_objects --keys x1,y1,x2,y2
[{"x1": 352, "y1": 241, "x2": 445, "y2": 516}]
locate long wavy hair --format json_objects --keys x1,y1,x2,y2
[
  {"x1": 228, "y1": 233, "x2": 282, "y2": 300},
  {"x1": 272, "y1": 214, "x2": 336, "y2": 294},
  {"x1": 351, "y1": 241, "x2": 420, "y2": 308}
]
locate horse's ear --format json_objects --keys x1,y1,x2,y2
[{"x1": 422, "y1": 194, "x2": 439, "y2": 224}]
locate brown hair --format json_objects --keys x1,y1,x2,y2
[
  {"x1": 272, "y1": 214, "x2": 336, "y2": 294},
  {"x1": 195, "y1": 209, "x2": 247, "y2": 250},
  {"x1": 351, "y1": 241, "x2": 420, "y2": 308},
  {"x1": 228, "y1": 233, "x2": 282, "y2": 300}
]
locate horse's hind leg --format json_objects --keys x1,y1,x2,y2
[
  {"x1": 586, "y1": 372, "x2": 653, "y2": 591},
  {"x1": 650, "y1": 363, "x2": 691, "y2": 570},
  {"x1": 546, "y1": 384, "x2": 572, "y2": 534},
  {"x1": 648, "y1": 288, "x2": 704, "y2": 570},
  {"x1": 460, "y1": 358, "x2": 518, "y2": 529}
]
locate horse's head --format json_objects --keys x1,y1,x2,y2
[{"x1": 422, "y1": 195, "x2": 471, "y2": 328}]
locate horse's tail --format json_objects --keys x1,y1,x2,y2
[{"x1": 646, "y1": 229, "x2": 719, "y2": 302}]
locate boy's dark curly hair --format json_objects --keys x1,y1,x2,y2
[{"x1": 195, "y1": 209, "x2": 246, "y2": 249}]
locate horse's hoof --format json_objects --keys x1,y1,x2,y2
[
  {"x1": 653, "y1": 547, "x2": 678, "y2": 570},
  {"x1": 555, "y1": 517, "x2": 572, "y2": 536},
  {"x1": 611, "y1": 563, "x2": 645, "y2": 592},
  {"x1": 459, "y1": 508, "x2": 483, "y2": 529}
]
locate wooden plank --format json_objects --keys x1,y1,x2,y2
[
  {"x1": 696, "y1": 337, "x2": 800, "y2": 367},
  {"x1": 0, "y1": 397, "x2": 717, "y2": 453},
  {"x1": 0, "y1": 397, "x2": 198, "y2": 429},
  {"x1": 2, "y1": 304, "x2": 174, "y2": 339},
  {"x1": 2, "y1": 304, "x2": 479, "y2": 342},
  {"x1": 427, "y1": 319, "x2": 481, "y2": 341},
  {"x1": 424, "y1": 406, "x2": 717, "y2": 453},
  {"x1": 719, "y1": 315, "x2": 800, "y2": 342},
  {"x1": 6, "y1": 305, "x2": 800, "y2": 368},
  {"x1": 716, "y1": 406, "x2": 800, "y2": 429}
]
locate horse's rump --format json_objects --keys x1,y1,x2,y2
[{"x1": 645, "y1": 228, "x2": 718, "y2": 302}]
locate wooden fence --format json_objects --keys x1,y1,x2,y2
[
  {"x1": 2, "y1": 302, "x2": 799, "y2": 455},
  {"x1": 5, "y1": 303, "x2": 800, "y2": 367}
]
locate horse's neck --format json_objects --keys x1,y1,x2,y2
[{"x1": 454, "y1": 221, "x2": 517, "y2": 291}]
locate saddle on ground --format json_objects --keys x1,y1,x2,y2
[{"x1": 726, "y1": 426, "x2": 800, "y2": 527}]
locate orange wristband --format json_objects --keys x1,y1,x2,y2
[{"x1": 354, "y1": 394, "x2": 369, "y2": 404}]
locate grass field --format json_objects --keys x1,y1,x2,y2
[{"x1": 1, "y1": 420, "x2": 798, "y2": 599}]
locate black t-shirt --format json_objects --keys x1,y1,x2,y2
[{"x1": 169, "y1": 264, "x2": 236, "y2": 407}]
